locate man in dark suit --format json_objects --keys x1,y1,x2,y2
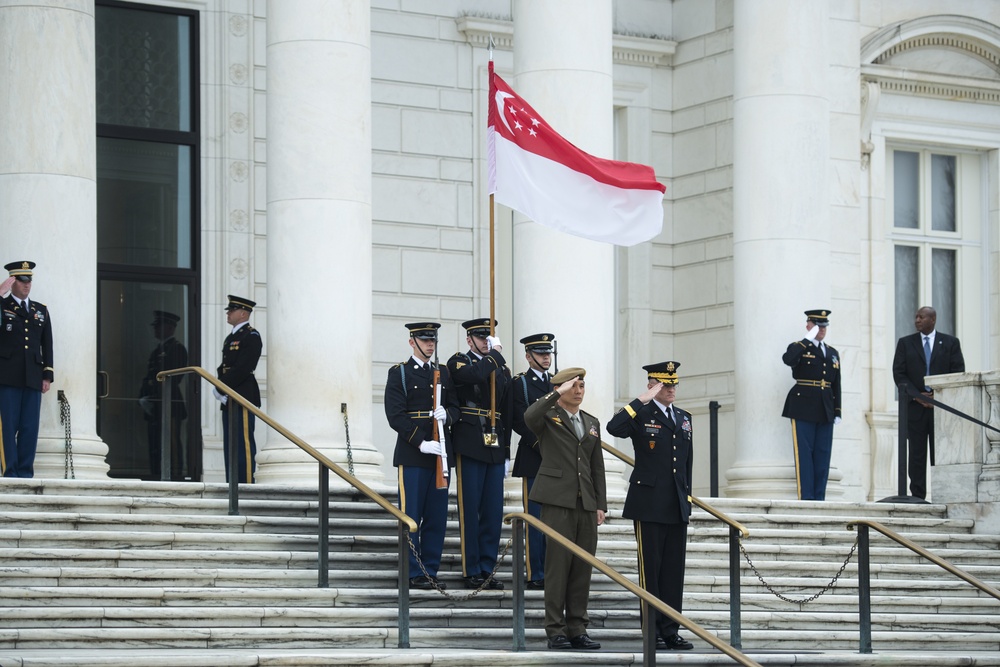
[
  {"x1": 606, "y1": 361, "x2": 694, "y2": 651},
  {"x1": 215, "y1": 295, "x2": 262, "y2": 484},
  {"x1": 0, "y1": 261, "x2": 53, "y2": 478},
  {"x1": 525, "y1": 367, "x2": 606, "y2": 651},
  {"x1": 384, "y1": 322, "x2": 454, "y2": 590},
  {"x1": 139, "y1": 310, "x2": 188, "y2": 480},
  {"x1": 511, "y1": 332, "x2": 555, "y2": 590},
  {"x1": 781, "y1": 309, "x2": 841, "y2": 500},
  {"x1": 447, "y1": 318, "x2": 512, "y2": 590},
  {"x1": 892, "y1": 306, "x2": 965, "y2": 499}
]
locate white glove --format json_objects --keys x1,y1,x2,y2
[
  {"x1": 433, "y1": 405, "x2": 447, "y2": 422},
  {"x1": 419, "y1": 440, "x2": 443, "y2": 456},
  {"x1": 213, "y1": 387, "x2": 228, "y2": 405},
  {"x1": 805, "y1": 324, "x2": 820, "y2": 341},
  {"x1": 504, "y1": 458, "x2": 512, "y2": 478},
  {"x1": 486, "y1": 335, "x2": 503, "y2": 351},
  {"x1": 834, "y1": 416, "x2": 842, "y2": 426},
  {"x1": 138, "y1": 396, "x2": 154, "y2": 416}
]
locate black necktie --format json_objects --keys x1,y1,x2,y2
[{"x1": 666, "y1": 407, "x2": 675, "y2": 428}]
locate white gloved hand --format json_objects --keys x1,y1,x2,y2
[
  {"x1": 834, "y1": 416, "x2": 842, "y2": 426},
  {"x1": 433, "y1": 405, "x2": 447, "y2": 422},
  {"x1": 419, "y1": 440, "x2": 443, "y2": 456},
  {"x1": 504, "y1": 458, "x2": 512, "y2": 478},
  {"x1": 138, "y1": 396, "x2": 154, "y2": 416},
  {"x1": 213, "y1": 387, "x2": 228, "y2": 405},
  {"x1": 486, "y1": 335, "x2": 503, "y2": 352},
  {"x1": 805, "y1": 324, "x2": 820, "y2": 341}
]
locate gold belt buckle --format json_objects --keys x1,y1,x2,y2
[{"x1": 483, "y1": 432, "x2": 499, "y2": 447}]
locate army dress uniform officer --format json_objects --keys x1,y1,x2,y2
[
  {"x1": 0, "y1": 261, "x2": 53, "y2": 478},
  {"x1": 215, "y1": 295, "x2": 262, "y2": 484},
  {"x1": 384, "y1": 322, "x2": 456, "y2": 590},
  {"x1": 606, "y1": 361, "x2": 694, "y2": 651},
  {"x1": 139, "y1": 310, "x2": 188, "y2": 480},
  {"x1": 511, "y1": 332, "x2": 555, "y2": 590},
  {"x1": 782, "y1": 309, "x2": 841, "y2": 501},
  {"x1": 447, "y1": 318, "x2": 512, "y2": 590}
]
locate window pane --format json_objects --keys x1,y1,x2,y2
[
  {"x1": 893, "y1": 151, "x2": 919, "y2": 229},
  {"x1": 894, "y1": 245, "x2": 919, "y2": 341},
  {"x1": 931, "y1": 154, "x2": 956, "y2": 232},
  {"x1": 932, "y1": 248, "x2": 957, "y2": 335},
  {"x1": 97, "y1": 138, "x2": 192, "y2": 269},
  {"x1": 96, "y1": 7, "x2": 192, "y2": 131}
]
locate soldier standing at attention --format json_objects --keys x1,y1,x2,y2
[
  {"x1": 139, "y1": 310, "x2": 188, "y2": 480},
  {"x1": 447, "y1": 318, "x2": 512, "y2": 590},
  {"x1": 782, "y1": 309, "x2": 841, "y2": 500},
  {"x1": 214, "y1": 295, "x2": 262, "y2": 484},
  {"x1": 511, "y1": 332, "x2": 556, "y2": 590},
  {"x1": 384, "y1": 322, "x2": 454, "y2": 590},
  {"x1": 0, "y1": 261, "x2": 53, "y2": 478}
]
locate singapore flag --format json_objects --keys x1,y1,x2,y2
[{"x1": 487, "y1": 62, "x2": 665, "y2": 246}]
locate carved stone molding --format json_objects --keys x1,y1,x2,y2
[{"x1": 859, "y1": 80, "x2": 880, "y2": 170}]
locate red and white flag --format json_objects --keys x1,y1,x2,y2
[{"x1": 487, "y1": 62, "x2": 665, "y2": 246}]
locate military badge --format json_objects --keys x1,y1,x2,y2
[
  {"x1": 681, "y1": 417, "x2": 692, "y2": 433},
  {"x1": 649, "y1": 441, "x2": 655, "y2": 450},
  {"x1": 588, "y1": 424, "x2": 598, "y2": 437},
  {"x1": 551, "y1": 416, "x2": 562, "y2": 425},
  {"x1": 5, "y1": 324, "x2": 10, "y2": 332}
]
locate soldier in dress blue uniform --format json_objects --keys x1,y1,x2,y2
[
  {"x1": 782, "y1": 309, "x2": 841, "y2": 501},
  {"x1": 139, "y1": 310, "x2": 188, "y2": 480},
  {"x1": 215, "y1": 295, "x2": 262, "y2": 484},
  {"x1": 384, "y1": 322, "x2": 456, "y2": 590},
  {"x1": 447, "y1": 318, "x2": 512, "y2": 590},
  {"x1": 607, "y1": 361, "x2": 695, "y2": 651},
  {"x1": 511, "y1": 332, "x2": 555, "y2": 590},
  {"x1": 0, "y1": 261, "x2": 54, "y2": 478}
]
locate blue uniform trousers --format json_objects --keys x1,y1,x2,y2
[
  {"x1": 0, "y1": 386, "x2": 41, "y2": 478},
  {"x1": 398, "y1": 464, "x2": 450, "y2": 578},
  {"x1": 456, "y1": 454, "x2": 505, "y2": 577},
  {"x1": 521, "y1": 476, "x2": 545, "y2": 583},
  {"x1": 222, "y1": 405, "x2": 256, "y2": 484},
  {"x1": 790, "y1": 419, "x2": 833, "y2": 500}
]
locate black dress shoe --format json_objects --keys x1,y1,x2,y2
[
  {"x1": 408, "y1": 576, "x2": 433, "y2": 590},
  {"x1": 547, "y1": 634, "x2": 572, "y2": 650},
  {"x1": 429, "y1": 576, "x2": 446, "y2": 590},
  {"x1": 659, "y1": 633, "x2": 693, "y2": 650},
  {"x1": 482, "y1": 574, "x2": 504, "y2": 590},
  {"x1": 526, "y1": 578, "x2": 544, "y2": 590},
  {"x1": 570, "y1": 634, "x2": 601, "y2": 650},
  {"x1": 463, "y1": 575, "x2": 484, "y2": 589}
]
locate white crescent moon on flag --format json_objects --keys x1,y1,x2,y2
[{"x1": 494, "y1": 90, "x2": 514, "y2": 135}]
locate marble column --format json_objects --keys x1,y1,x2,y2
[
  {"x1": 258, "y1": 0, "x2": 382, "y2": 485},
  {"x1": 726, "y1": 1, "x2": 833, "y2": 498},
  {"x1": 511, "y1": 0, "x2": 626, "y2": 491},
  {"x1": 0, "y1": 0, "x2": 109, "y2": 479}
]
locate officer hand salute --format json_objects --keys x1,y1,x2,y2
[{"x1": 447, "y1": 318, "x2": 512, "y2": 590}]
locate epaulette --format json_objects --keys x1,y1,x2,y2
[
  {"x1": 390, "y1": 363, "x2": 401, "y2": 370},
  {"x1": 512, "y1": 372, "x2": 525, "y2": 380}
]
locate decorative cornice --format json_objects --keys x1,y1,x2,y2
[
  {"x1": 861, "y1": 64, "x2": 1000, "y2": 104},
  {"x1": 456, "y1": 15, "x2": 675, "y2": 67},
  {"x1": 874, "y1": 34, "x2": 1000, "y2": 72}
]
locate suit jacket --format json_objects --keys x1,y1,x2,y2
[
  {"x1": 525, "y1": 390, "x2": 607, "y2": 513},
  {"x1": 781, "y1": 339, "x2": 841, "y2": 423},
  {"x1": 892, "y1": 331, "x2": 965, "y2": 397},
  {"x1": 607, "y1": 398, "x2": 693, "y2": 525},
  {"x1": 447, "y1": 349, "x2": 512, "y2": 464},
  {"x1": 384, "y1": 358, "x2": 457, "y2": 469},
  {"x1": 511, "y1": 370, "x2": 550, "y2": 478},
  {"x1": 217, "y1": 324, "x2": 262, "y2": 408},
  {"x1": 0, "y1": 295, "x2": 54, "y2": 391}
]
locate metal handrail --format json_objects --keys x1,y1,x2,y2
[
  {"x1": 600, "y1": 439, "x2": 748, "y2": 647},
  {"x1": 157, "y1": 366, "x2": 418, "y2": 647},
  {"x1": 158, "y1": 366, "x2": 416, "y2": 530},
  {"x1": 600, "y1": 440, "x2": 749, "y2": 537},
  {"x1": 848, "y1": 518, "x2": 1000, "y2": 653},
  {"x1": 504, "y1": 512, "x2": 761, "y2": 667}
]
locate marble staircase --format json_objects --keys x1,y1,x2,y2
[{"x1": 0, "y1": 478, "x2": 999, "y2": 666}]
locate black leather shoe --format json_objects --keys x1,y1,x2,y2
[
  {"x1": 547, "y1": 634, "x2": 572, "y2": 650},
  {"x1": 429, "y1": 576, "x2": 446, "y2": 590},
  {"x1": 659, "y1": 634, "x2": 693, "y2": 650},
  {"x1": 463, "y1": 575, "x2": 484, "y2": 589},
  {"x1": 570, "y1": 634, "x2": 601, "y2": 650},
  {"x1": 483, "y1": 574, "x2": 504, "y2": 590},
  {"x1": 526, "y1": 578, "x2": 545, "y2": 590},
  {"x1": 408, "y1": 576, "x2": 433, "y2": 590}
]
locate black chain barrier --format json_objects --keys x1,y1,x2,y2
[
  {"x1": 57, "y1": 390, "x2": 75, "y2": 480},
  {"x1": 340, "y1": 403, "x2": 355, "y2": 477},
  {"x1": 739, "y1": 535, "x2": 858, "y2": 604},
  {"x1": 406, "y1": 533, "x2": 513, "y2": 600}
]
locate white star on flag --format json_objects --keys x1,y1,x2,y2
[{"x1": 487, "y1": 62, "x2": 665, "y2": 246}]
